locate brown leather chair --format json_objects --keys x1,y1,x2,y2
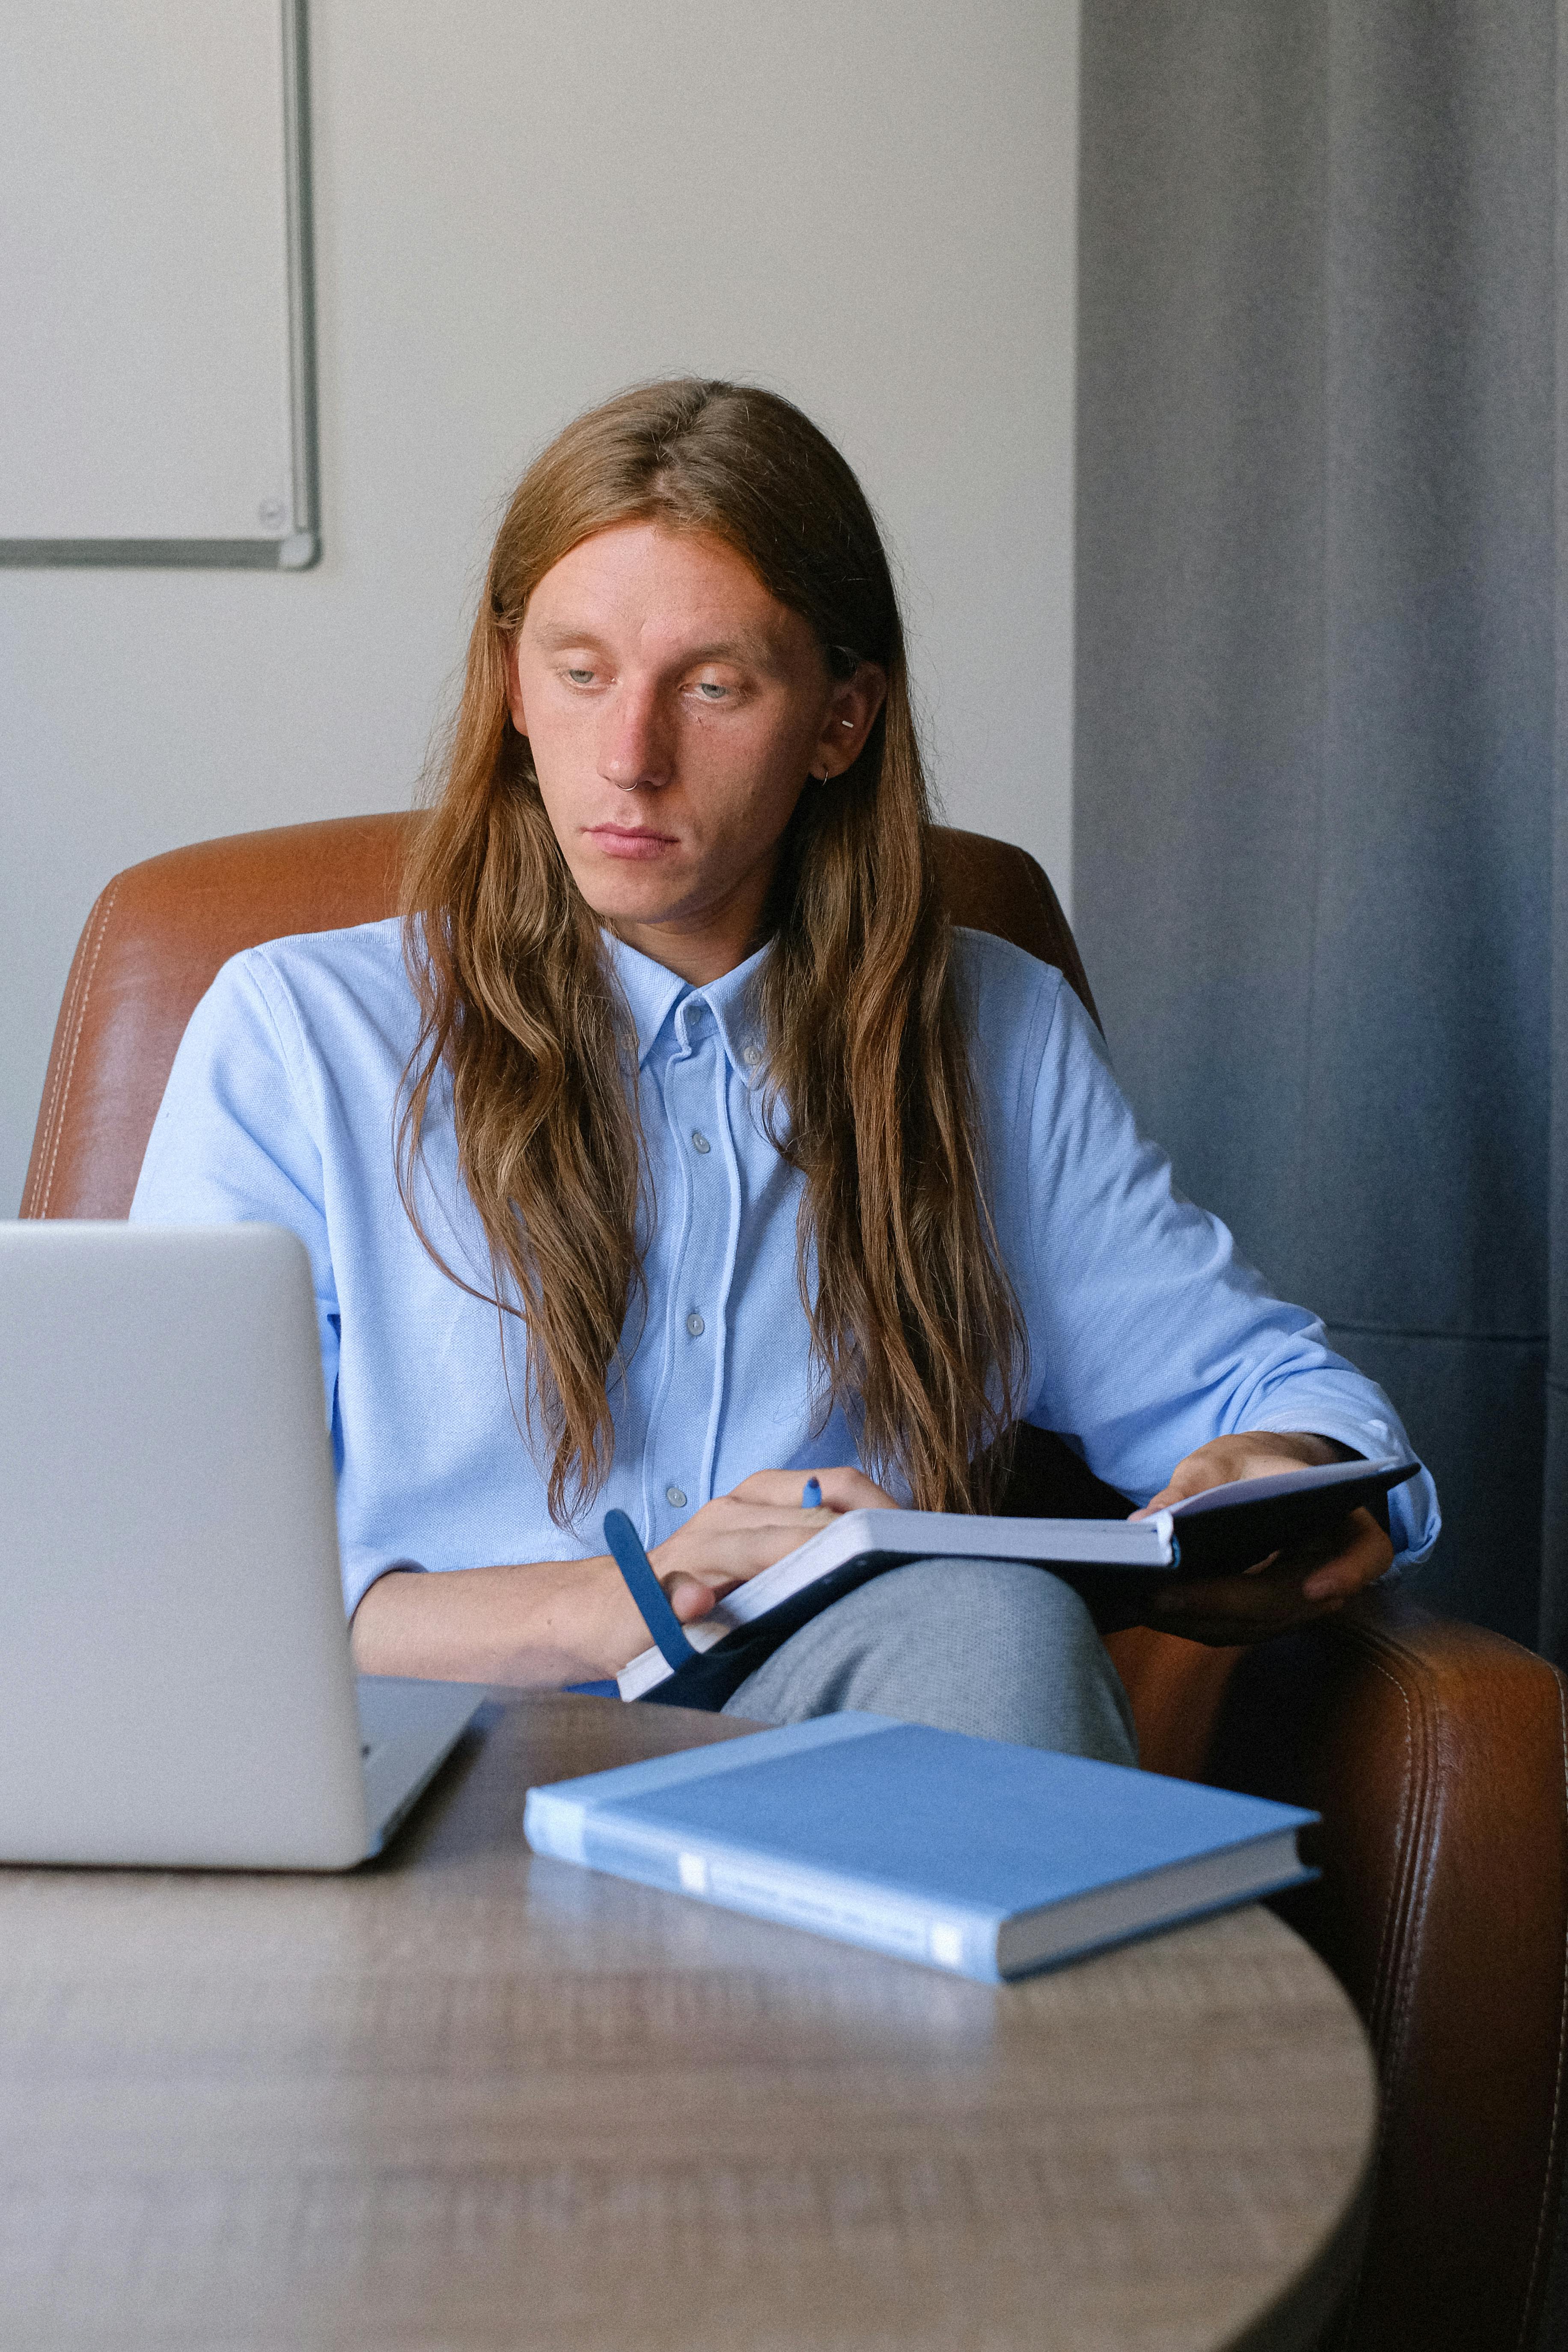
[{"x1": 22, "y1": 813, "x2": 1568, "y2": 2352}]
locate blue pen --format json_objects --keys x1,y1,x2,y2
[{"x1": 802, "y1": 1477, "x2": 822, "y2": 1508}]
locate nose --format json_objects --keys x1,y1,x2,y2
[{"x1": 598, "y1": 679, "x2": 672, "y2": 793}]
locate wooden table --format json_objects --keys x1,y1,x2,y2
[{"x1": 0, "y1": 1695, "x2": 1375, "y2": 2351}]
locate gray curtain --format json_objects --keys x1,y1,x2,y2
[{"x1": 1075, "y1": 0, "x2": 1562, "y2": 1653}]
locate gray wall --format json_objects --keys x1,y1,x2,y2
[{"x1": 0, "y1": 0, "x2": 1080, "y2": 1213}]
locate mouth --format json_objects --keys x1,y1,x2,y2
[{"x1": 584, "y1": 824, "x2": 680, "y2": 862}]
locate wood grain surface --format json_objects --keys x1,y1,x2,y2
[{"x1": 0, "y1": 1694, "x2": 1375, "y2": 2352}]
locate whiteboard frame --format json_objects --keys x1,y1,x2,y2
[{"x1": 0, "y1": 0, "x2": 320, "y2": 573}]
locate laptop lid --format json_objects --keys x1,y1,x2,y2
[{"x1": 0, "y1": 1220, "x2": 375, "y2": 1867}]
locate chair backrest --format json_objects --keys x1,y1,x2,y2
[{"x1": 21, "y1": 813, "x2": 1098, "y2": 1221}]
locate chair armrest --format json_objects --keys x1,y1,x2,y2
[{"x1": 1203, "y1": 1591, "x2": 1568, "y2": 2352}]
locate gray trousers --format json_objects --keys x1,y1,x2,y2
[{"x1": 720, "y1": 1558, "x2": 1138, "y2": 1766}]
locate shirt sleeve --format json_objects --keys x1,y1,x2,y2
[
  {"x1": 1019, "y1": 978, "x2": 1440, "y2": 1567},
  {"x1": 129, "y1": 952, "x2": 342, "y2": 1453}
]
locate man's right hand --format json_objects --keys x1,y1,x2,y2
[
  {"x1": 652, "y1": 1464, "x2": 894, "y2": 1621},
  {"x1": 348, "y1": 1464, "x2": 893, "y2": 1686}
]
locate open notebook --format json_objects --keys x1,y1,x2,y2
[{"x1": 617, "y1": 1454, "x2": 1419, "y2": 1705}]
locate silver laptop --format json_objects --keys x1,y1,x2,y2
[{"x1": 0, "y1": 1219, "x2": 486, "y2": 1867}]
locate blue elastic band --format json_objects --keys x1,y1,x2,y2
[
  {"x1": 603, "y1": 1509, "x2": 698, "y2": 1672},
  {"x1": 801, "y1": 1477, "x2": 822, "y2": 1508}
]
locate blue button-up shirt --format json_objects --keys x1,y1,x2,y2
[{"x1": 131, "y1": 918, "x2": 1439, "y2": 1612}]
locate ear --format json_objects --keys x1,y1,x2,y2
[{"x1": 811, "y1": 662, "x2": 888, "y2": 781}]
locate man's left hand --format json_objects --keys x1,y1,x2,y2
[{"x1": 1131, "y1": 1431, "x2": 1394, "y2": 1647}]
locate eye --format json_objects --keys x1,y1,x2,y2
[
  {"x1": 565, "y1": 667, "x2": 595, "y2": 685},
  {"x1": 693, "y1": 681, "x2": 729, "y2": 701}
]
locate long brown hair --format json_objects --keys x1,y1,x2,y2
[{"x1": 399, "y1": 379, "x2": 1023, "y2": 1524}]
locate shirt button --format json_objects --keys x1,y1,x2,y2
[
  {"x1": 743, "y1": 1044, "x2": 762, "y2": 1067},
  {"x1": 691, "y1": 1130, "x2": 711, "y2": 1154},
  {"x1": 686, "y1": 1311, "x2": 705, "y2": 1337},
  {"x1": 666, "y1": 1484, "x2": 687, "y2": 1508}
]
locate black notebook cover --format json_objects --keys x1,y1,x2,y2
[{"x1": 639, "y1": 1460, "x2": 1418, "y2": 1713}]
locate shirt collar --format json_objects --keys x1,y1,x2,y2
[{"x1": 604, "y1": 931, "x2": 771, "y2": 1076}]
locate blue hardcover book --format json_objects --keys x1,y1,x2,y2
[{"x1": 523, "y1": 1713, "x2": 1317, "y2": 1982}]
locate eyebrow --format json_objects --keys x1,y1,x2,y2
[
  {"x1": 529, "y1": 622, "x2": 783, "y2": 669},
  {"x1": 680, "y1": 636, "x2": 777, "y2": 665}
]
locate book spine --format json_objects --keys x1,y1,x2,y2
[
  {"x1": 523, "y1": 1786, "x2": 590, "y2": 1865},
  {"x1": 571, "y1": 1814, "x2": 1002, "y2": 1982}
]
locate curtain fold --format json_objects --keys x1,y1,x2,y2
[
  {"x1": 1076, "y1": 0, "x2": 1560, "y2": 1650},
  {"x1": 1548, "y1": 0, "x2": 1568, "y2": 1671}
]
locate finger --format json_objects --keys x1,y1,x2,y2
[
  {"x1": 664, "y1": 1571, "x2": 739, "y2": 1621},
  {"x1": 662, "y1": 1508, "x2": 834, "y2": 1612},
  {"x1": 1152, "y1": 1555, "x2": 1340, "y2": 1629},
  {"x1": 725, "y1": 1470, "x2": 851, "y2": 1510},
  {"x1": 1131, "y1": 1455, "x2": 1247, "y2": 1518},
  {"x1": 728, "y1": 1469, "x2": 815, "y2": 1506},
  {"x1": 1130, "y1": 1468, "x2": 1223, "y2": 1519},
  {"x1": 1154, "y1": 1576, "x2": 1340, "y2": 1629},
  {"x1": 1149, "y1": 1597, "x2": 1346, "y2": 1648},
  {"x1": 810, "y1": 1466, "x2": 897, "y2": 1511},
  {"x1": 1259, "y1": 1509, "x2": 1389, "y2": 1599},
  {"x1": 1131, "y1": 1434, "x2": 1354, "y2": 1522},
  {"x1": 694, "y1": 1494, "x2": 837, "y2": 1535},
  {"x1": 727, "y1": 1466, "x2": 893, "y2": 1512},
  {"x1": 1299, "y1": 1511, "x2": 1393, "y2": 1602},
  {"x1": 652, "y1": 1503, "x2": 835, "y2": 1592}
]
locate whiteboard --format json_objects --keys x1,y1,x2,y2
[{"x1": 0, "y1": 0, "x2": 318, "y2": 568}]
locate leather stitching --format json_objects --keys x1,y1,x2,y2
[
  {"x1": 1377, "y1": 1680, "x2": 1438, "y2": 2129},
  {"x1": 26, "y1": 906, "x2": 97, "y2": 1213},
  {"x1": 28, "y1": 920, "x2": 93, "y2": 1213},
  {"x1": 1518, "y1": 1671, "x2": 1568, "y2": 2349},
  {"x1": 1358, "y1": 1649, "x2": 1418, "y2": 2034},
  {"x1": 1329, "y1": 1633, "x2": 1423, "y2": 2350},
  {"x1": 38, "y1": 881, "x2": 118, "y2": 1215}
]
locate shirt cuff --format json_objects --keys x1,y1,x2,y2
[{"x1": 343, "y1": 1555, "x2": 428, "y2": 1620}]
